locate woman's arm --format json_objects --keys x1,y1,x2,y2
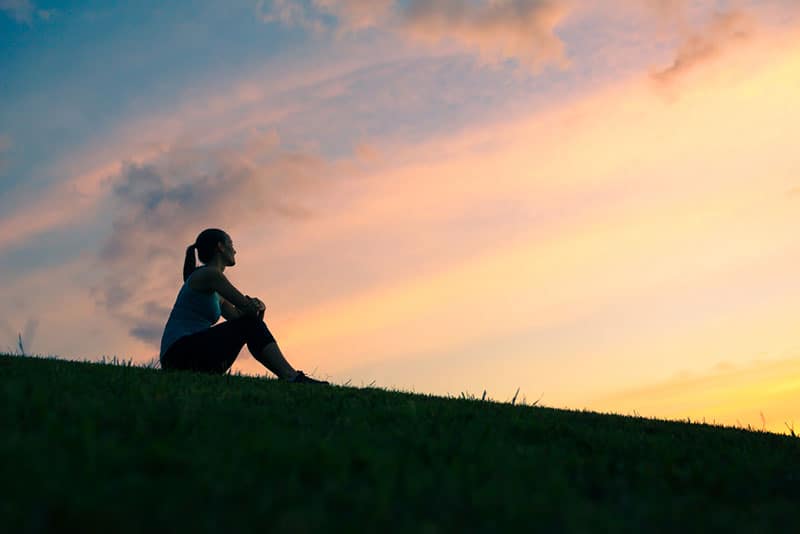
[
  {"x1": 205, "y1": 270, "x2": 261, "y2": 318},
  {"x1": 219, "y1": 297, "x2": 243, "y2": 321},
  {"x1": 190, "y1": 268, "x2": 265, "y2": 319},
  {"x1": 220, "y1": 296, "x2": 264, "y2": 321}
]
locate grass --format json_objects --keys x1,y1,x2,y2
[{"x1": 2, "y1": 353, "x2": 798, "y2": 533}]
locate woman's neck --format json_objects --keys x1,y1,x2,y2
[{"x1": 203, "y1": 256, "x2": 226, "y2": 273}]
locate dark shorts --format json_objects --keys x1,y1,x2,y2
[{"x1": 161, "y1": 315, "x2": 276, "y2": 375}]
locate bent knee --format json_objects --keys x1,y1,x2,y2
[{"x1": 231, "y1": 314, "x2": 261, "y2": 326}]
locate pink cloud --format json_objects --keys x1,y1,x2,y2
[
  {"x1": 259, "y1": 0, "x2": 573, "y2": 70},
  {"x1": 646, "y1": 0, "x2": 686, "y2": 16},
  {"x1": 651, "y1": 9, "x2": 757, "y2": 85},
  {"x1": 401, "y1": 0, "x2": 571, "y2": 70}
]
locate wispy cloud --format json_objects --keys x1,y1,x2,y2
[
  {"x1": 651, "y1": 9, "x2": 758, "y2": 86},
  {"x1": 0, "y1": 0, "x2": 53, "y2": 24},
  {"x1": 258, "y1": 0, "x2": 573, "y2": 70},
  {"x1": 401, "y1": 0, "x2": 571, "y2": 70},
  {"x1": 314, "y1": 0, "x2": 394, "y2": 31},
  {"x1": 643, "y1": 0, "x2": 688, "y2": 22},
  {"x1": 255, "y1": 0, "x2": 325, "y2": 33}
]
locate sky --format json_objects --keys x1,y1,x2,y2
[{"x1": 1, "y1": 0, "x2": 799, "y2": 435}]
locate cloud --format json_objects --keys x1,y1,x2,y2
[
  {"x1": 401, "y1": 0, "x2": 571, "y2": 70},
  {"x1": 257, "y1": 0, "x2": 393, "y2": 32},
  {"x1": 258, "y1": 0, "x2": 573, "y2": 70},
  {"x1": 651, "y1": 9, "x2": 758, "y2": 85},
  {"x1": 103, "y1": 143, "x2": 323, "y2": 246},
  {"x1": 643, "y1": 0, "x2": 687, "y2": 21},
  {"x1": 92, "y1": 136, "x2": 330, "y2": 348},
  {"x1": 314, "y1": 0, "x2": 394, "y2": 30},
  {"x1": 255, "y1": 0, "x2": 325, "y2": 33},
  {"x1": 128, "y1": 302, "x2": 171, "y2": 345},
  {"x1": 0, "y1": 0, "x2": 53, "y2": 24}
]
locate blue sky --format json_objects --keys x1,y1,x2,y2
[{"x1": 1, "y1": 1, "x2": 299, "y2": 194}]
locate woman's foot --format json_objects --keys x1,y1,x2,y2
[{"x1": 288, "y1": 370, "x2": 329, "y2": 385}]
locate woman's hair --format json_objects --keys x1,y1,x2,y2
[{"x1": 183, "y1": 228, "x2": 229, "y2": 281}]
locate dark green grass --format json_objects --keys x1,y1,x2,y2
[{"x1": 2, "y1": 353, "x2": 798, "y2": 533}]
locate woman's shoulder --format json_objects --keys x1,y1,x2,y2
[{"x1": 187, "y1": 266, "x2": 218, "y2": 294}]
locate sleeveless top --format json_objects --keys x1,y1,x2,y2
[{"x1": 159, "y1": 267, "x2": 222, "y2": 359}]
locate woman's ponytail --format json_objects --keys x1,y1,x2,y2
[{"x1": 183, "y1": 244, "x2": 197, "y2": 282}]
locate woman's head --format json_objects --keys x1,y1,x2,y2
[{"x1": 183, "y1": 228, "x2": 237, "y2": 281}]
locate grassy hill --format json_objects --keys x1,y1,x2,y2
[{"x1": 2, "y1": 353, "x2": 798, "y2": 533}]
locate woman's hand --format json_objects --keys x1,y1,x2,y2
[{"x1": 250, "y1": 296, "x2": 266, "y2": 320}]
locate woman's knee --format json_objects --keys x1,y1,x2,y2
[
  {"x1": 246, "y1": 321, "x2": 276, "y2": 355},
  {"x1": 231, "y1": 314, "x2": 261, "y2": 329}
]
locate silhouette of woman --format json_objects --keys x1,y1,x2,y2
[{"x1": 159, "y1": 228, "x2": 328, "y2": 384}]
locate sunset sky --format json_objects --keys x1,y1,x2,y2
[{"x1": 2, "y1": 0, "x2": 799, "y2": 434}]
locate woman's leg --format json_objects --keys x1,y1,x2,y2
[
  {"x1": 240, "y1": 317, "x2": 298, "y2": 379},
  {"x1": 162, "y1": 316, "x2": 298, "y2": 378},
  {"x1": 255, "y1": 341, "x2": 298, "y2": 380},
  {"x1": 161, "y1": 320, "x2": 250, "y2": 374}
]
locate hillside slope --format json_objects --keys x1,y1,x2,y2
[{"x1": 2, "y1": 354, "x2": 798, "y2": 533}]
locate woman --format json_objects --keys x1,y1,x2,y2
[{"x1": 159, "y1": 228, "x2": 328, "y2": 384}]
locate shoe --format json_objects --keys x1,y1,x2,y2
[{"x1": 290, "y1": 370, "x2": 329, "y2": 385}]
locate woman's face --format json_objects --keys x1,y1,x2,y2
[{"x1": 221, "y1": 235, "x2": 236, "y2": 266}]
